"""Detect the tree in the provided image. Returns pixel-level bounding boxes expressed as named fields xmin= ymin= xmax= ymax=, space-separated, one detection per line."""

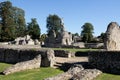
xmin=0 ymin=1 xmax=26 ymax=41
xmin=0 ymin=1 xmax=16 ymax=41
xmin=13 ymin=7 xmax=26 ymax=37
xmin=73 ymin=33 xmax=79 ymax=36
xmin=46 ymin=14 xmax=63 ymax=37
xmin=27 ymin=18 xmax=41 ymax=40
xmin=97 ymin=32 xmax=105 ymax=42
xmin=81 ymin=23 xmax=94 ymax=43
xmin=40 ymin=34 xmax=47 ymax=42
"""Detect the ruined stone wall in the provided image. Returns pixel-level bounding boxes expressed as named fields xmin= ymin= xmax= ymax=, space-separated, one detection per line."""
xmin=105 ymin=22 xmax=120 ymax=51
xmin=89 ymin=51 xmax=120 ymax=73
xmin=54 ymin=50 xmax=75 ymax=58
xmin=0 ymin=48 xmax=55 ymax=67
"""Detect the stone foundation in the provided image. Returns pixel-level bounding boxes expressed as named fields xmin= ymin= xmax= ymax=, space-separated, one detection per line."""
xmin=3 ymin=54 xmax=41 ymax=75
xmin=0 ymin=47 xmax=55 ymax=67
xmin=89 ymin=51 xmax=120 ymax=73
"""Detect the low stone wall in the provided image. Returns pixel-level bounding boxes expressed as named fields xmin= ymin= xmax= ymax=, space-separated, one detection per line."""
xmin=85 ymin=43 xmax=104 ymax=49
xmin=89 ymin=51 xmax=120 ymax=73
xmin=0 ymin=47 xmax=55 ymax=67
xmin=3 ymin=54 xmax=41 ymax=75
xmin=54 ymin=50 xmax=75 ymax=58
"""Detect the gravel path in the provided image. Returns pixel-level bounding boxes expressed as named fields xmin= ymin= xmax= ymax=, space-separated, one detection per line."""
xmin=55 ymin=57 xmax=88 ymax=63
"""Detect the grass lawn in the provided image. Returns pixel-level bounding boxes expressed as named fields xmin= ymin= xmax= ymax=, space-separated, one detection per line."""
xmin=0 ymin=63 xmax=63 ymax=80
xmin=0 ymin=63 xmax=120 ymax=80
xmin=94 ymin=73 xmax=120 ymax=80
xmin=51 ymin=48 xmax=99 ymax=52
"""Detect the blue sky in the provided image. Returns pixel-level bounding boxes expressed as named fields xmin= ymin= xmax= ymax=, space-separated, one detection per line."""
xmin=1 ymin=0 xmax=120 ymax=36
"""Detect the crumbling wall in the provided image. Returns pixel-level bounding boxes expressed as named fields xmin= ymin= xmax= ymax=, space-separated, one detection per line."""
xmin=89 ymin=51 xmax=120 ymax=73
xmin=0 ymin=48 xmax=55 ymax=67
xmin=3 ymin=54 xmax=41 ymax=75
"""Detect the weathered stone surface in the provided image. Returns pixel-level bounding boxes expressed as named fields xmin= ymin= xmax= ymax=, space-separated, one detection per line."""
xmin=9 ymin=35 xmax=40 ymax=45
xmin=72 ymin=42 xmax=85 ymax=48
xmin=0 ymin=45 xmax=41 ymax=49
xmin=54 ymin=50 xmax=75 ymax=58
xmin=40 ymin=49 xmax=55 ymax=67
xmin=85 ymin=43 xmax=104 ymax=49
xmin=45 ymin=64 xmax=102 ymax=80
xmin=67 ymin=64 xmax=84 ymax=75
xmin=71 ymin=69 xmax=102 ymax=80
xmin=89 ymin=51 xmax=120 ymax=73
xmin=105 ymin=22 xmax=120 ymax=50
xmin=61 ymin=31 xmax=73 ymax=45
xmin=34 ymin=39 xmax=40 ymax=45
xmin=3 ymin=54 xmax=41 ymax=75
xmin=44 ymin=19 xmax=73 ymax=48
xmin=44 ymin=64 xmax=84 ymax=80
xmin=0 ymin=45 xmax=55 ymax=67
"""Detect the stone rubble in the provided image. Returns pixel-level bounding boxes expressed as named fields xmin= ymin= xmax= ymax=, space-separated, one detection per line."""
xmin=45 ymin=64 xmax=102 ymax=80
xmin=3 ymin=54 xmax=41 ymax=75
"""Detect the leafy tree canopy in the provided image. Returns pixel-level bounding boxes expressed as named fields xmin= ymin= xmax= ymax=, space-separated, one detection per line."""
xmin=0 ymin=1 xmax=26 ymax=41
xmin=81 ymin=23 xmax=94 ymax=43
xmin=46 ymin=14 xmax=63 ymax=37
xmin=27 ymin=18 xmax=41 ymax=40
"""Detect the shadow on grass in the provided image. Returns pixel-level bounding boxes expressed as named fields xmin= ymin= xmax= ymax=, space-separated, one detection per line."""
xmin=55 ymin=62 xmax=90 ymax=72
xmin=55 ymin=61 xmax=120 ymax=76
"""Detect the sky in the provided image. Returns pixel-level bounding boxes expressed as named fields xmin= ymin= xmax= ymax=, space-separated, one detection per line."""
xmin=1 ymin=0 xmax=120 ymax=36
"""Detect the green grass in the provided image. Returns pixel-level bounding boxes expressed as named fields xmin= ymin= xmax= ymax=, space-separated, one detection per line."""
xmin=51 ymin=48 xmax=99 ymax=52
xmin=94 ymin=73 xmax=120 ymax=80
xmin=0 ymin=63 xmax=63 ymax=80
xmin=1 ymin=63 xmax=120 ymax=80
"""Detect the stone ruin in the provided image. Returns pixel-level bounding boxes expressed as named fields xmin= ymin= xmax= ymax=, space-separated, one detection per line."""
xmin=3 ymin=54 xmax=41 ymax=75
xmin=105 ymin=22 xmax=120 ymax=50
xmin=45 ymin=64 xmax=102 ymax=80
xmin=45 ymin=21 xmax=73 ymax=48
xmin=0 ymin=45 xmax=55 ymax=75
xmin=9 ymin=35 xmax=40 ymax=45
xmin=89 ymin=22 xmax=120 ymax=74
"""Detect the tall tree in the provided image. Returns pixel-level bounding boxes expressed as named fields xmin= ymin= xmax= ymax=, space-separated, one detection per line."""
xmin=0 ymin=1 xmax=26 ymax=41
xmin=13 ymin=7 xmax=26 ymax=37
xmin=81 ymin=23 xmax=94 ymax=43
xmin=46 ymin=14 xmax=63 ymax=37
xmin=97 ymin=32 xmax=105 ymax=42
xmin=27 ymin=18 xmax=41 ymax=39
xmin=0 ymin=1 xmax=16 ymax=41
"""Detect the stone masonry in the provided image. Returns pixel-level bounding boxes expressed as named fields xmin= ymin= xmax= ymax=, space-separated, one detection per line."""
xmin=0 ymin=45 xmax=55 ymax=67
xmin=3 ymin=54 xmax=41 ymax=75
xmin=105 ymin=22 xmax=120 ymax=50
xmin=89 ymin=51 xmax=120 ymax=73
xmin=45 ymin=64 xmax=102 ymax=80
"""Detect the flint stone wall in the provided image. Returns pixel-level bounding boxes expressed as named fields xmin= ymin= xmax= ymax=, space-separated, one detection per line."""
xmin=3 ymin=54 xmax=41 ymax=75
xmin=0 ymin=47 xmax=55 ymax=67
xmin=54 ymin=50 xmax=75 ymax=58
xmin=89 ymin=51 xmax=120 ymax=73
